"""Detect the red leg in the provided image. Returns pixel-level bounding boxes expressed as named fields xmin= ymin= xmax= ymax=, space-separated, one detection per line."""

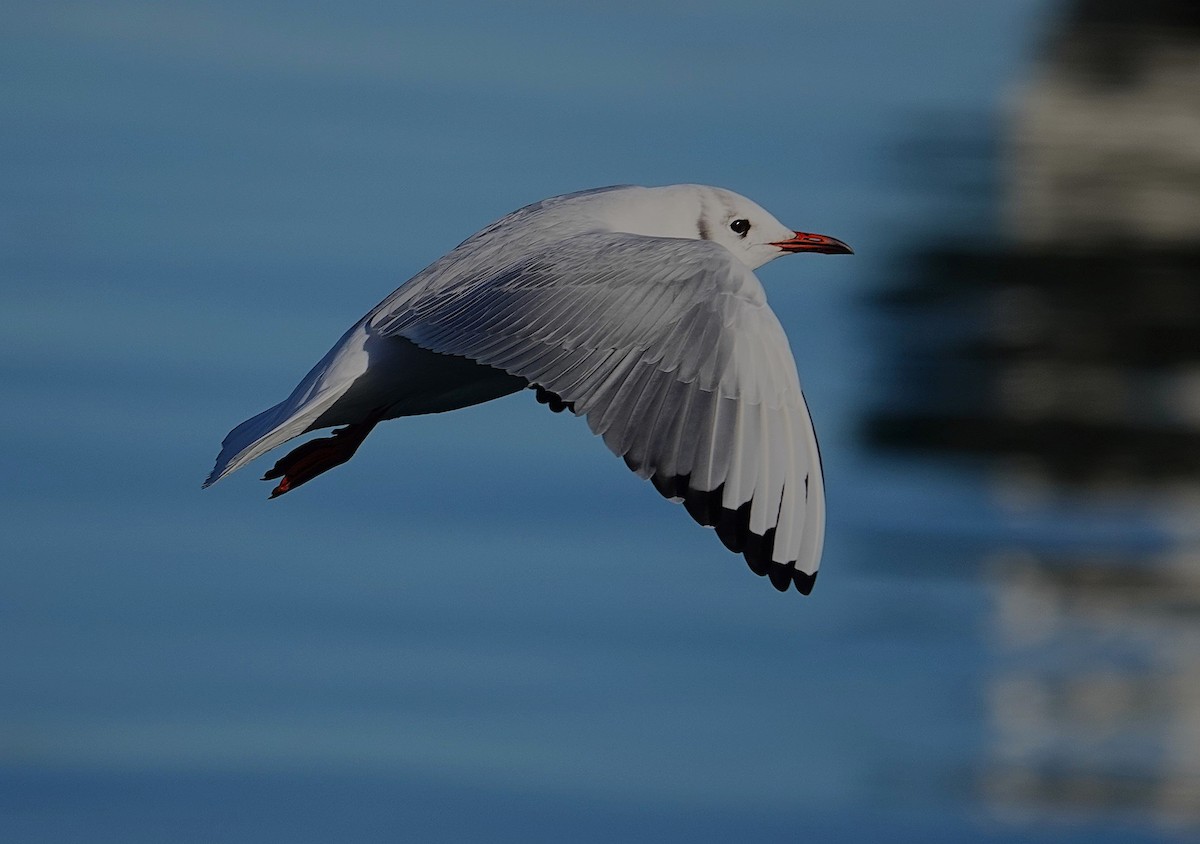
xmin=262 ymin=418 xmax=379 ymax=498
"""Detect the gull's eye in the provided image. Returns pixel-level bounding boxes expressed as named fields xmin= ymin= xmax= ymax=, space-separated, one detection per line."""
xmin=729 ymin=219 xmax=750 ymax=237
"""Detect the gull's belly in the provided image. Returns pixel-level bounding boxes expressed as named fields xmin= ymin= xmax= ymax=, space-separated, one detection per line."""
xmin=312 ymin=334 xmax=526 ymax=428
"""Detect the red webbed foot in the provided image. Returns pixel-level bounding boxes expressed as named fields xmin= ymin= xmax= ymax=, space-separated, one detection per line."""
xmin=262 ymin=419 xmax=378 ymax=498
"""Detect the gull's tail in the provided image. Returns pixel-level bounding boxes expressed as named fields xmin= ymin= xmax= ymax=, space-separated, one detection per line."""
xmin=203 ymin=383 xmax=356 ymax=488
xmin=205 ymin=401 xmax=295 ymax=488
xmin=203 ymin=322 xmax=371 ymax=488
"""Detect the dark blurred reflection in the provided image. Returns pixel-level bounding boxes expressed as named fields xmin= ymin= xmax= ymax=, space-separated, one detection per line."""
xmin=866 ymin=0 xmax=1200 ymax=828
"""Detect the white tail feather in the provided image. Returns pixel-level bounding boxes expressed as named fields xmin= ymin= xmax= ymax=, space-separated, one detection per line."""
xmin=202 ymin=391 xmax=344 ymax=488
xmin=203 ymin=323 xmax=371 ymax=487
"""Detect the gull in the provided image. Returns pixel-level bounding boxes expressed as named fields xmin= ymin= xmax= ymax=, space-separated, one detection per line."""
xmin=204 ymin=184 xmax=852 ymax=594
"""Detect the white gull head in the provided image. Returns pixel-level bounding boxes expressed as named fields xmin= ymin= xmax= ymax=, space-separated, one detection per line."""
xmin=564 ymin=184 xmax=852 ymax=271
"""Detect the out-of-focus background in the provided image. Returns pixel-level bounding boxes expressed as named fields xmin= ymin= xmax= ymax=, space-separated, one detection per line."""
xmin=3 ymin=1 xmax=1198 ymax=841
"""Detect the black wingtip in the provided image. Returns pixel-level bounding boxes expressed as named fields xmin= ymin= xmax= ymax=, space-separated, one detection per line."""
xmin=531 ymin=384 xmax=574 ymax=414
xmin=647 ymin=471 xmax=817 ymax=596
xmin=748 ymin=559 xmax=818 ymax=596
xmin=651 ymin=472 xmax=686 ymax=499
xmin=793 ymin=569 xmax=817 ymax=595
xmin=714 ymin=501 xmax=751 ymax=553
xmin=766 ymin=564 xmax=792 ymax=591
xmin=683 ymin=485 xmax=722 ymax=527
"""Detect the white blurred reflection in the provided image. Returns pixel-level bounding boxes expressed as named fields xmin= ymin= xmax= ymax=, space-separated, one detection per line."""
xmin=991 ymin=0 xmax=1200 ymax=827
xmin=1008 ymin=1 xmax=1200 ymax=246
xmin=869 ymin=0 xmax=1200 ymax=831
xmin=985 ymin=548 xmax=1200 ymax=825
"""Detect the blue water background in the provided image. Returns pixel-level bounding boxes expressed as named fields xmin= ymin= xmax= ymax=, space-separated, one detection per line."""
xmin=3 ymin=2 xmax=1193 ymax=842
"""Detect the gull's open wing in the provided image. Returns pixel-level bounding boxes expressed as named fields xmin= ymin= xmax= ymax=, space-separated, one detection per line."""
xmin=372 ymin=232 xmax=824 ymax=593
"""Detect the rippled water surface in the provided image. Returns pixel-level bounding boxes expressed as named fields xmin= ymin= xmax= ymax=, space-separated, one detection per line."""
xmin=3 ymin=2 xmax=1198 ymax=842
